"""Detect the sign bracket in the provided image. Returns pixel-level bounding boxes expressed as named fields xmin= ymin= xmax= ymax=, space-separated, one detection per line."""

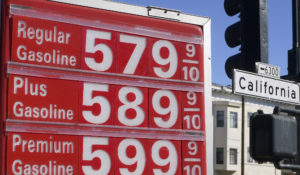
xmin=147 ymin=6 xmax=181 ymax=21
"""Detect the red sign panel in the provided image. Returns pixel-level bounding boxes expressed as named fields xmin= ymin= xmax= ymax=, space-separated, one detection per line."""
xmin=114 ymin=86 xmax=149 ymax=128
xmin=11 ymin=16 xmax=204 ymax=82
xmin=181 ymin=44 xmax=204 ymax=82
xmin=5 ymin=2 xmax=206 ymax=174
xmin=6 ymin=132 xmax=205 ymax=174
xmin=148 ymin=139 xmax=181 ymax=175
xmin=149 ymin=88 xmax=182 ymax=129
xmin=79 ymin=136 xmax=115 ymax=175
xmin=80 ymin=27 xmax=204 ymax=82
xmin=6 ymin=132 xmax=79 ymax=175
xmin=7 ymin=75 xmax=204 ymax=131
xmin=11 ymin=15 xmax=82 ymax=69
xmin=82 ymin=28 xmax=117 ymax=73
xmin=8 ymin=75 xmax=79 ymax=123
xmin=116 ymin=33 xmax=149 ymax=76
xmin=114 ymin=138 xmax=148 ymax=175
xmin=79 ymin=82 xmax=115 ymax=126
xmin=182 ymin=92 xmax=204 ymax=131
xmin=182 ymin=141 xmax=205 ymax=175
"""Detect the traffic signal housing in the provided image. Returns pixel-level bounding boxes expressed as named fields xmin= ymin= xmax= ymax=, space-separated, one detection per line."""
xmin=224 ymin=0 xmax=269 ymax=78
xmin=284 ymin=0 xmax=300 ymax=82
xmin=250 ymin=113 xmax=297 ymax=162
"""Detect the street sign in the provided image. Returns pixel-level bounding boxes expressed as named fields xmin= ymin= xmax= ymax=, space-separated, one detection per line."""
xmin=0 ymin=0 xmax=212 ymax=174
xmin=233 ymin=69 xmax=300 ymax=104
xmin=256 ymin=62 xmax=280 ymax=79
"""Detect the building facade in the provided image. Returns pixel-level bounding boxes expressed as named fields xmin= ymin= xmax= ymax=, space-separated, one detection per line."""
xmin=212 ymin=84 xmax=295 ymax=175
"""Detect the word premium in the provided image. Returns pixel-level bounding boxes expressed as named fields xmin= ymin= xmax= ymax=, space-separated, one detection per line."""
xmin=11 ymin=134 xmax=75 ymax=175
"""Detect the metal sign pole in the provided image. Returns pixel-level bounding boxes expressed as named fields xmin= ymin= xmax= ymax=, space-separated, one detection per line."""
xmin=293 ymin=0 xmax=300 ymax=174
xmin=296 ymin=105 xmax=300 ymax=175
xmin=296 ymin=116 xmax=300 ymax=175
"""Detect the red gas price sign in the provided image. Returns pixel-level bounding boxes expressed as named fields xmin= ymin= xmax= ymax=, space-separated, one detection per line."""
xmin=6 ymin=1 xmax=206 ymax=174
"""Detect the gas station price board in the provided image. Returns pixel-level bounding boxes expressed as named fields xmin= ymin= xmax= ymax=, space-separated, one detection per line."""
xmin=2 ymin=0 xmax=207 ymax=174
xmin=7 ymin=132 xmax=205 ymax=175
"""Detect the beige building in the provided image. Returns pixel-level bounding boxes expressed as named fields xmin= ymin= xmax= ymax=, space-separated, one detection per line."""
xmin=212 ymin=84 xmax=295 ymax=175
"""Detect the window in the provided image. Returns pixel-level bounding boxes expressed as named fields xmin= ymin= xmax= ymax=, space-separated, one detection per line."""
xmin=230 ymin=112 xmax=238 ymax=128
xmin=216 ymin=147 xmax=224 ymax=164
xmin=247 ymin=147 xmax=253 ymax=163
xmin=230 ymin=148 xmax=237 ymax=165
xmin=216 ymin=111 xmax=224 ymax=127
xmin=248 ymin=112 xmax=253 ymax=127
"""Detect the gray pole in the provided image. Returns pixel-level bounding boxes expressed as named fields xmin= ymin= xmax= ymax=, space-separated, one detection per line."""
xmin=294 ymin=0 xmax=300 ymax=173
xmin=291 ymin=4 xmax=300 ymax=172
xmin=291 ymin=1 xmax=300 ymax=170
xmin=296 ymin=116 xmax=300 ymax=175
xmin=292 ymin=0 xmax=300 ymax=48
xmin=241 ymin=96 xmax=245 ymax=175
xmin=295 ymin=105 xmax=300 ymax=175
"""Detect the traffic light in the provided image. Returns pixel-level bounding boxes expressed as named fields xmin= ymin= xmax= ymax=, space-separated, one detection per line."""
xmin=284 ymin=0 xmax=300 ymax=82
xmin=224 ymin=0 xmax=269 ymax=78
xmin=250 ymin=112 xmax=297 ymax=162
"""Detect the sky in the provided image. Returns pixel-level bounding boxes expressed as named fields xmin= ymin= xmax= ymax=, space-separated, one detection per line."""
xmin=112 ymin=0 xmax=292 ymax=86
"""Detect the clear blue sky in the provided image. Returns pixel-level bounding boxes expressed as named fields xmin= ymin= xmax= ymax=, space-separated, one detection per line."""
xmin=113 ymin=0 xmax=292 ymax=86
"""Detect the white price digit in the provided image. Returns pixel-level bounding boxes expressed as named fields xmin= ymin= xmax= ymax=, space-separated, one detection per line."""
xmin=183 ymin=44 xmax=200 ymax=81
xmin=186 ymin=44 xmax=196 ymax=57
xmin=184 ymin=165 xmax=201 ymax=175
xmin=152 ymin=40 xmax=178 ymax=78
xmin=184 ymin=115 xmax=201 ymax=129
xmin=120 ymin=34 xmax=146 ymax=74
xmin=118 ymin=139 xmax=146 ymax=175
xmin=118 ymin=87 xmax=145 ymax=126
xmin=184 ymin=141 xmax=201 ymax=175
xmin=187 ymin=92 xmax=197 ymax=105
xmin=152 ymin=140 xmax=178 ymax=175
xmin=188 ymin=141 xmax=198 ymax=155
xmin=82 ymin=83 xmax=110 ymax=124
xmin=152 ymin=90 xmax=178 ymax=128
xmin=183 ymin=66 xmax=200 ymax=81
xmin=85 ymin=29 xmax=113 ymax=71
xmin=82 ymin=137 xmax=111 ymax=175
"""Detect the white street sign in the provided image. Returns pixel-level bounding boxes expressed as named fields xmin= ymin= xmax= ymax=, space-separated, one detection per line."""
xmin=233 ymin=69 xmax=300 ymax=104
